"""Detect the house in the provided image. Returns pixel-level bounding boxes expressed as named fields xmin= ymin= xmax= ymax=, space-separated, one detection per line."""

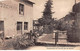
xmin=0 ymin=0 xmax=34 ymax=38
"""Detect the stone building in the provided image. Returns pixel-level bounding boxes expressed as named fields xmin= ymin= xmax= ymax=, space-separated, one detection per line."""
xmin=0 ymin=0 xmax=34 ymax=38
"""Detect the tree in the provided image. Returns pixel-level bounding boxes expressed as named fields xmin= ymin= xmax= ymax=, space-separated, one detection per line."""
xmin=38 ymin=0 xmax=54 ymax=34
xmin=38 ymin=0 xmax=54 ymax=25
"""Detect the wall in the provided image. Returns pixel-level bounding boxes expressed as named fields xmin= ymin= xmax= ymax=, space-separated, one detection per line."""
xmin=0 ymin=0 xmax=33 ymax=37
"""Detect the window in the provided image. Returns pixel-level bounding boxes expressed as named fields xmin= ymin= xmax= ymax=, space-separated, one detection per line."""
xmin=24 ymin=22 xmax=28 ymax=30
xmin=17 ymin=22 xmax=22 ymax=30
xmin=19 ymin=3 xmax=24 ymax=15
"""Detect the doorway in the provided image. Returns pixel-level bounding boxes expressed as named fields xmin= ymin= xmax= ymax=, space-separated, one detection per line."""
xmin=17 ymin=22 xmax=22 ymax=34
xmin=0 ymin=21 xmax=4 ymax=40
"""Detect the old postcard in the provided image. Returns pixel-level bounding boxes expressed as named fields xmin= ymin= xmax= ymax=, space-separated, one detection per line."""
xmin=0 ymin=0 xmax=80 ymax=50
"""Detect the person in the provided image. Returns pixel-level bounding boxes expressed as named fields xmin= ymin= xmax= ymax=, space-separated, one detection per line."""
xmin=30 ymin=30 xmax=37 ymax=45
xmin=29 ymin=30 xmax=33 ymax=40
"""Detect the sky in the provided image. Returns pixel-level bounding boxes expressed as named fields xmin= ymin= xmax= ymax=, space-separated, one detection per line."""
xmin=30 ymin=0 xmax=80 ymax=20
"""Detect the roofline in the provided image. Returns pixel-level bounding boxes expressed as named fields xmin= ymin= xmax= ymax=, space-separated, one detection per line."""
xmin=23 ymin=0 xmax=35 ymax=4
xmin=27 ymin=0 xmax=35 ymax=4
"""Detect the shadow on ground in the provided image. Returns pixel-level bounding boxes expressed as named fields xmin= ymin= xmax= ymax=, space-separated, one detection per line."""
xmin=1 ymin=42 xmax=80 ymax=50
xmin=35 ymin=42 xmax=80 ymax=47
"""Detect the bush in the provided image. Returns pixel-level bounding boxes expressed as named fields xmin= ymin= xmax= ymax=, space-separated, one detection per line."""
xmin=4 ymin=33 xmax=35 ymax=50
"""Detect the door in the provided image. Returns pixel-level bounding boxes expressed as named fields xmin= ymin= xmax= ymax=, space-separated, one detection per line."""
xmin=17 ymin=22 xmax=22 ymax=34
xmin=0 ymin=21 xmax=4 ymax=39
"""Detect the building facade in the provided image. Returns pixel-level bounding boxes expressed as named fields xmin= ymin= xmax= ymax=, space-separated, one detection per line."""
xmin=0 ymin=0 xmax=34 ymax=38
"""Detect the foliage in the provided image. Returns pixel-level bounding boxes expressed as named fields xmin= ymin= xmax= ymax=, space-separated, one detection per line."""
xmin=55 ymin=12 xmax=75 ymax=31
xmin=4 ymin=33 xmax=36 ymax=50
xmin=38 ymin=0 xmax=54 ymax=25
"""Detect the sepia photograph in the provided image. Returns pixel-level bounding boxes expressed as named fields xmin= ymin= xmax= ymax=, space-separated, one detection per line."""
xmin=0 ymin=0 xmax=80 ymax=50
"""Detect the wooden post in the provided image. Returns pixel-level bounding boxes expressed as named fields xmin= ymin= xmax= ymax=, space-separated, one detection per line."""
xmin=55 ymin=30 xmax=58 ymax=45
